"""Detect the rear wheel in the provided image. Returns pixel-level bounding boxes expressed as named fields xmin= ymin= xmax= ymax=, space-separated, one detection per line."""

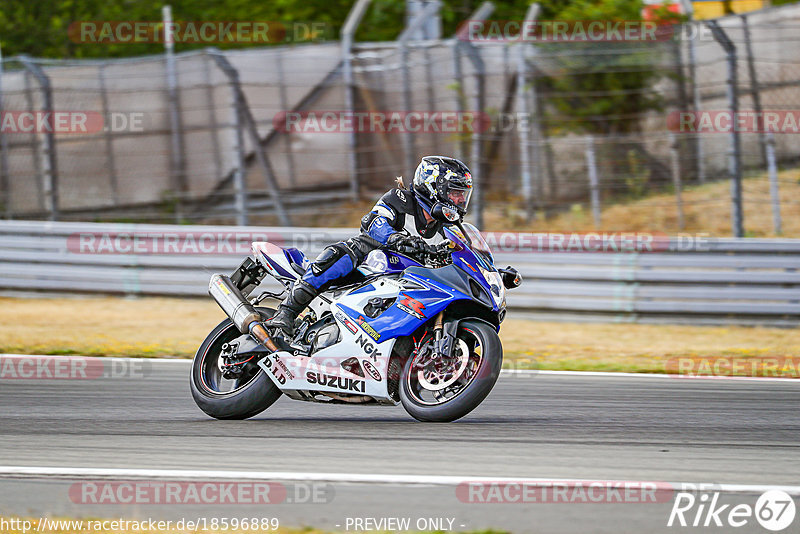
xmin=190 ymin=307 xmax=282 ymax=420
xmin=399 ymin=320 xmax=502 ymax=422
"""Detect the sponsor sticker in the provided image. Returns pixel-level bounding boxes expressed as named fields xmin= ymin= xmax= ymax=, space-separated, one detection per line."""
xmin=362 ymin=360 xmax=382 ymax=382
xmin=397 ymin=293 xmax=426 ymax=320
xmin=306 ymin=372 xmax=366 ymax=393
xmin=355 ymin=335 xmax=380 ymax=360
xmin=335 ymin=312 xmax=359 ymax=334
xmin=355 ymin=315 xmax=381 ymax=341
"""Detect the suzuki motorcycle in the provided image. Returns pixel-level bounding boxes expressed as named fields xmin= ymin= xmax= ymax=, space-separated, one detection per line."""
xmin=191 ymin=220 xmax=521 ymax=422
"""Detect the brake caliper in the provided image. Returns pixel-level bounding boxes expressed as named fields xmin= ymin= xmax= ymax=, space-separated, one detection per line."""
xmin=218 ymin=342 xmax=252 ymax=380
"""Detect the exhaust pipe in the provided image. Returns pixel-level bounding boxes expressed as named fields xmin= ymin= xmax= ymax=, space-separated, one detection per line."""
xmin=209 ymin=274 xmax=279 ymax=352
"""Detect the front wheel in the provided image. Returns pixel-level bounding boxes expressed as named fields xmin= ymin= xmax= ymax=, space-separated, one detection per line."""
xmin=399 ymin=319 xmax=502 ymax=422
xmin=190 ymin=307 xmax=282 ymax=420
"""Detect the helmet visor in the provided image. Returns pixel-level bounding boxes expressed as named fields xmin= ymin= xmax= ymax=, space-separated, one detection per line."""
xmin=446 ymin=185 xmax=472 ymax=212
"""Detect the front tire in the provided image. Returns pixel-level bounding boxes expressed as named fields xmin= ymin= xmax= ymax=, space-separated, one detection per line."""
xmin=190 ymin=308 xmax=282 ymax=420
xmin=400 ymin=320 xmax=502 ymax=422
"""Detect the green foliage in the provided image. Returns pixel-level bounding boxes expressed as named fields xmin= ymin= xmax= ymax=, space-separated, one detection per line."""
xmin=1 ymin=0 xmax=373 ymax=58
xmin=536 ymin=0 xmax=681 ymax=135
xmin=1 ymin=0 xmax=567 ymax=59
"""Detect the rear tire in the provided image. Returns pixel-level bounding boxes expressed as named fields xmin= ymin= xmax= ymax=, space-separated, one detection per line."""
xmin=400 ymin=320 xmax=502 ymax=422
xmin=190 ymin=307 xmax=282 ymax=420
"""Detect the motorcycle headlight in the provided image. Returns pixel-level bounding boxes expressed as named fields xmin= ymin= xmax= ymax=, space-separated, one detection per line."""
xmin=480 ymin=267 xmax=506 ymax=309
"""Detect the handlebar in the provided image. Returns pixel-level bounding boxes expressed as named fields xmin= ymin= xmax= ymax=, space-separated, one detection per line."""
xmin=392 ymin=239 xmax=453 ymax=267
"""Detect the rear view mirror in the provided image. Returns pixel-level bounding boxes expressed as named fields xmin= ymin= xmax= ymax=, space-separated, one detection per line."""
xmin=499 ymin=266 xmax=522 ymax=289
xmin=431 ymin=203 xmax=460 ymax=222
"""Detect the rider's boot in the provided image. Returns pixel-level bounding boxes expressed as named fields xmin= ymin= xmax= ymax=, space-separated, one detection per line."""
xmin=263 ymin=279 xmax=317 ymax=338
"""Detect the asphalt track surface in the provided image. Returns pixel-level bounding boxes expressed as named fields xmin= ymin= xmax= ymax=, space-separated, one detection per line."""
xmin=1 ymin=358 xmax=799 ymax=533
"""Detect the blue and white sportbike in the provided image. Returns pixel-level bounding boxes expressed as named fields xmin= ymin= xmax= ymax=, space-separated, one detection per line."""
xmin=192 ymin=222 xmax=521 ymax=422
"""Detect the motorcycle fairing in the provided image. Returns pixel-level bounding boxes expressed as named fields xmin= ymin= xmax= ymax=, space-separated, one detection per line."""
xmin=248 ymin=222 xmax=505 ymax=404
xmin=253 ymin=242 xmax=302 ymax=281
xmin=254 ymin=277 xmax=407 ymax=403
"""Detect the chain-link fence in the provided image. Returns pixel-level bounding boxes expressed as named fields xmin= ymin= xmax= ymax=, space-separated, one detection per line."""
xmin=0 ymin=3 xmax=799 ymax=233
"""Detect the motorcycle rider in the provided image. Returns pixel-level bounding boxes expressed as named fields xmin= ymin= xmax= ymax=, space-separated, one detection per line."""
xmin=264 ymin=155 xmax=474 ymax=337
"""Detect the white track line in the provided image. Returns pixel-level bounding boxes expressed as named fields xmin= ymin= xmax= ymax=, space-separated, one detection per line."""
xmin=507 ymin=369 xmax=800 ymax=382
xmin=0 ymin=466 xmax=798 ymax=496
xmin=2 ymin=354 xmax=799 ymax=382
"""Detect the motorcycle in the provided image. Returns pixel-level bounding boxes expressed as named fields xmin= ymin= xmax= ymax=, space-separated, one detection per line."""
xmin=191 ymin=218 xmax=521 ymax=422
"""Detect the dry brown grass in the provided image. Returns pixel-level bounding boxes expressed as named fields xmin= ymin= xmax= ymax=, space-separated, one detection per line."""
xmin=500 ymin=318 xmax=800 ymax=374
xmin=300 ymin=169 xmax=800 ymax=238
xmin=0 ymin=296 xmax=227 ymax=357
xmin=1 ymin=296 xmax=798 ymax=375
xmin=499 ymin=167 xmax=800 ymax=237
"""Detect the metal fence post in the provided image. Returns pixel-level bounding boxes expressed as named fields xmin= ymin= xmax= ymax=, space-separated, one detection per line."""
xmin=19 ymin=56 xmax=58 ymax=221
xmin=163 ymin=5 xmax=187 ymax=223
xmin=341 ymin=0 xmax=372 ymax=201
xmin=471 ymin=52 xmax=485 ymax=231
xmin=741 ymin=14 xmax=767 ymax=168
xmin=766 ymin=133 xmax=781 ymax=235
xmin=0 ymin=45 xmax=10 ymax=219
xmin=208 ymin=50 xmax=290 ymax=226
xmin=98 ymin=63 xmax=119 ymax=205
xmin=275 ymin=49 xmax=297 ymax=188
xmin=202 ymin=51 xmax=223 ymax=185
xmin=669 ymin=133 xmax=685 ymax=231
xmin=679 ymin=1 xmax=706 ymax=184
xmin=706 ymin=21 xmax=743 ymax=238
xmin=423 ymin=45 xmax=439 ymax=155
xmin=398 ymin=1 xmax=442 ymax=179
xmin=209 ymin=52 xmax=248 ymax=226
xmin=452 ymin=43 xmax=466 ymax=162
xmin=398 ymin=2 xmax=442 ymax=179
xmin=688 ymin=27 xmax=706 ymax=184
xmin=454 ymin=2 xmax=494 ymax=230
xmin=516 ymin=4 xmax=540 ymax=220
xmin=400 ymin=43 xmax=415 ymax=179
xmin=232 ymin=94 xmax=249 ymax=226
xmin=22 ymin=70 xmax=44 ymax=209
xmin=585 ymin=136 xmax=601 ymax=228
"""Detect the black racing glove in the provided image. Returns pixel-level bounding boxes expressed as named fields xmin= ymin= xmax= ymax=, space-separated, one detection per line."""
xmin=387 ymin=233 xmax=437 ymax=256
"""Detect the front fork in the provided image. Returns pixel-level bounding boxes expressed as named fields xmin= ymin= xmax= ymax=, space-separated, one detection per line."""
xmin=432 ymin=311 xmax=459 ymax=360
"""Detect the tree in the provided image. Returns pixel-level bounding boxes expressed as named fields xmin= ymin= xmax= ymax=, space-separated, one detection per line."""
xmin=535 ymin=0 xmax=680 ymax=136
xmin=0 ymin=0 xmax=559 ymax=59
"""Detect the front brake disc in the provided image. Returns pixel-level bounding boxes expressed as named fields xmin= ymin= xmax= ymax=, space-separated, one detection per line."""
xmin=417 ymin=338 xmax=470 ymax=391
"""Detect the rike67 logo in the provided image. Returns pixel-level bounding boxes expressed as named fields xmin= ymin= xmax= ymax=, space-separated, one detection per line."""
xmin=668 ymin=489 xmax=796 ymax=531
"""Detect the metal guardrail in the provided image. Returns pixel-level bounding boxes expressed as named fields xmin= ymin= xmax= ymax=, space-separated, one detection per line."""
xmin=1 ymin=221 xmax=799 ymax=326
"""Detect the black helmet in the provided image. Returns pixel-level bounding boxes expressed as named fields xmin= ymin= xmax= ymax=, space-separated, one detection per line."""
xmin=412 ymin=156 xmax=473 ymax=218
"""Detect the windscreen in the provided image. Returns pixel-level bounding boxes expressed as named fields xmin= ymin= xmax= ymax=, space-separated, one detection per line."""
xmin=461 ymin=223 xmax=494 ymax=267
